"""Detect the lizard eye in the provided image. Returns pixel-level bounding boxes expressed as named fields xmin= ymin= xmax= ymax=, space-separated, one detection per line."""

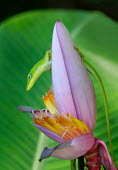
xmin=28 ymin=74 xmax=32 ymax=79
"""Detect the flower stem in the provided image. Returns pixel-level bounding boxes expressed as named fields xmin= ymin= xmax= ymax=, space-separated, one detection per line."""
xmin=84 ymin=60 xmax=114 ymax=160
xmin=70 ymin=159 xmax=76 ymax=170
xmin=78 ymin=156 xmax=84 ymax=170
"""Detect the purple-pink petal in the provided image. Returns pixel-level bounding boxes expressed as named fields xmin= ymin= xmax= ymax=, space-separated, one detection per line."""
xmin=52 ymin=24 xmax=77 ymax=118
xmin=18 ymin=105 xmax=39 ymax=113
xmin=52 ymin=21 xmax=96 ymax=130
xmin=35 ymin=124 xmax=66 ymax=143
xmin=40 ymin=133 xmax=95 ymax=161
xmin=18 ymin=105 xmax=65 ymax=143
xmin=18 ymin=105 xmax=53 ymax=118
xmin=95 ymin=139 xmax=117 ymax=170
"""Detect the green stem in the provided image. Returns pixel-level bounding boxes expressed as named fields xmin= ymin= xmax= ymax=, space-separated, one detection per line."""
xmin=70 ymin=159 xmax=76 ymax=170
xmin=78 ymin=156 xmax=84 ymax=170
xmin=84 ymin=60 xmax=113 ymax=160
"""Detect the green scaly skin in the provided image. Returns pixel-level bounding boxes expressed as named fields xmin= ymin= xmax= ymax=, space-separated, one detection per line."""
xmin=26 ymin=50 xmax=52 ymax=91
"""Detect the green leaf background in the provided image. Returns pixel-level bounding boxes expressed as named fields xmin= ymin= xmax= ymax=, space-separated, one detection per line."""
xmin=0 ymin=10 xmax=118 ymax=170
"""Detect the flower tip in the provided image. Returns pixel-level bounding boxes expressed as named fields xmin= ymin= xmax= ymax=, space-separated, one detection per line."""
xmin=39 ymin=158 xmax=42 ymax=162
xmin=56 ymin=19 xmax=61 ymax=22
xmin=17 ymin=106 xmax=26 ymax=112
xmin=39 ymin=147 xmax=53 ymax=162
xmin=17 ymin=106 xmax=21 ymax=111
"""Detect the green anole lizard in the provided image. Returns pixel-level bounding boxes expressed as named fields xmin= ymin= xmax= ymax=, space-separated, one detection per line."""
xmin=26 ymin=46 xmax=83 ymax=91
xmin=26 ymin=50 xmax=51 ymax=91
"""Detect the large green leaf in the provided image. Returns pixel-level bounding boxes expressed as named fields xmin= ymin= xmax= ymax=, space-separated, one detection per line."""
xmin=0 ymin=10 xmax=118 ymax=170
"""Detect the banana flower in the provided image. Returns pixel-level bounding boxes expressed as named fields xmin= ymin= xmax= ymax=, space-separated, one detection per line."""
xmin=18 ymin=20 xmax=116 ymax=170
